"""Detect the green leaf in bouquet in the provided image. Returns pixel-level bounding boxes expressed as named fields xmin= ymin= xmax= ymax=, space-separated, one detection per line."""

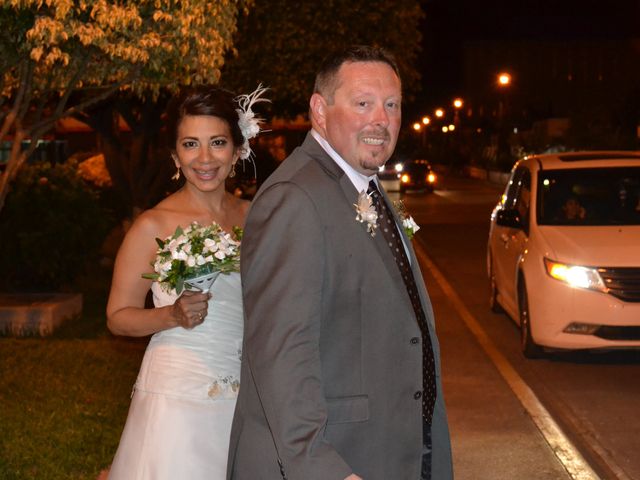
xmin=176 ymin=277 xmax=185 ymax=295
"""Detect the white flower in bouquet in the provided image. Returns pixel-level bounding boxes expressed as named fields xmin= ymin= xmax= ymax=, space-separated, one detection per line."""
xmin=143 ymin=222 xmax=242 ymax=294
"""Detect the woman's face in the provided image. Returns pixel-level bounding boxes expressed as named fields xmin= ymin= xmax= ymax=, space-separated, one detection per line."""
xmin=173 ymin=114 xmax=239 ymax=192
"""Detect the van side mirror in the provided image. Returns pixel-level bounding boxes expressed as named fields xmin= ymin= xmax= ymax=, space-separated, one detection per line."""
xmin=496 ymin=208 xmax=523 ymax=229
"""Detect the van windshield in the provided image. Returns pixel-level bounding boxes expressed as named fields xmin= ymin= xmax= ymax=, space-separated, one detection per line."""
xmin=537 ymin=167 xmax=640 ymax=226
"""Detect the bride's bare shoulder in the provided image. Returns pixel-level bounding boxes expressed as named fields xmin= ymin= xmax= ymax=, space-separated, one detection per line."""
xmin=129 ymin=199 xmax=183 ymax=240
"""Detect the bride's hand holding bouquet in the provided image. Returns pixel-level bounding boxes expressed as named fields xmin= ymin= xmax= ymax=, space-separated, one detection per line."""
xmin=143 ymin=221 xmax=242 ymax=329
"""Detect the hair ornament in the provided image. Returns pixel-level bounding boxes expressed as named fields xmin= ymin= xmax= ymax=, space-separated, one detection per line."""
xmin=235 ymin=84 xmax=270 ymax=160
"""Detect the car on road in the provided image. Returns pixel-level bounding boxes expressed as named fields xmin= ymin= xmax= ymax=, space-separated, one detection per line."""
xmin=378 ymin=158 xmax=438 ymax=193
xmin=378 ymin=158 xmax=404 ymax=192
xmin=399 ymin=159 xmax=437 ymax=193
xmin=487 ymin=151 xmax=640 ymax=357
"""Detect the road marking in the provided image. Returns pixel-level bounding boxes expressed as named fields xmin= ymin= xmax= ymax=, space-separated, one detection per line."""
xmin=415 ymin=240 xmax=602 ymax=480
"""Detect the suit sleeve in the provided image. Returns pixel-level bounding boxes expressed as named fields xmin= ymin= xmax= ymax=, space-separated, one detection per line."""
xmin=241 ymin=181 xmax=353 ymax=480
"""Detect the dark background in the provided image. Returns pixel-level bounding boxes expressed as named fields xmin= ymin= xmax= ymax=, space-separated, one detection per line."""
xmin=417 ymin=0 xmax=639 ymax=108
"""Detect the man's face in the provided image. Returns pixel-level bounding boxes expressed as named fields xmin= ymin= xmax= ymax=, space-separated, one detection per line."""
xmin=316 ymin=61 xmax=402 ymax=176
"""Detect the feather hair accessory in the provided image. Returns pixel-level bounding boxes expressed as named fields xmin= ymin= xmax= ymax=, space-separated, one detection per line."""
xmin=235 ymin=84 xmax=270 ymax=160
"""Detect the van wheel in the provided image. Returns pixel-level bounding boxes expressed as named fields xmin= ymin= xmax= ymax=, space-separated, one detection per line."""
xmin=519 ymin=280 xmax=544 ymax=358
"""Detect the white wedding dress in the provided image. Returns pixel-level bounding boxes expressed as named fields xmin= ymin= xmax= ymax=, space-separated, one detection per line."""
xmin=109 ymin=272 xmax=243 ymax=480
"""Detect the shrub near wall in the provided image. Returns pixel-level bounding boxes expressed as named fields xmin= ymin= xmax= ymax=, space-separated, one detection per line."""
xmin=0 ymin=160 xmax=113 ymax=292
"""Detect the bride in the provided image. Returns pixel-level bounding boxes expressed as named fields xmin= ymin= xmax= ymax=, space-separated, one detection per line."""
xmin=105 ymin=85 xmax=266 ymax=479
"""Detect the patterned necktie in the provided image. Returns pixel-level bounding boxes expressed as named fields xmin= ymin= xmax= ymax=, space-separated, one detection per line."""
xmin=367 ymin=180 xmax=436 ymax=424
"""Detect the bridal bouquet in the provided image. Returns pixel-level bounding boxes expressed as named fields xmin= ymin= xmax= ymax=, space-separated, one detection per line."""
xmin=143 ymin=222 xmax=242 ymax=294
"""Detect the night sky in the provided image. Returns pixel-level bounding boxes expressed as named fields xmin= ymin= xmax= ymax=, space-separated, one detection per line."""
xmin=418 ymin=0 xmax=640 ymax=107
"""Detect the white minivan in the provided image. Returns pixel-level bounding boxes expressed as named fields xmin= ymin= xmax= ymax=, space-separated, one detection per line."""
xmin=487 ymin=151 xmax=640 ymax=357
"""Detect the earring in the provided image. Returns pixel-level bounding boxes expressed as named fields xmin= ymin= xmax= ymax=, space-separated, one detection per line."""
xmin=229 ymin=163 xmax=236 ymax=178
xmin=172 ymin=167 xmax=181 ymax=181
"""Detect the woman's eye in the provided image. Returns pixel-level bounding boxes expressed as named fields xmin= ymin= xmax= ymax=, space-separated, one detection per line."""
xmin=182 ymin=140 xmax=198 ymax=148
xmin=358 ymin=101 xmax=368 ymax=107
xmin=211 ymin=138 xmax=227 ymax=147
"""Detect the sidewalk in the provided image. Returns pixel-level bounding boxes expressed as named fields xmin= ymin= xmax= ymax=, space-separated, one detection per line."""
xmin=417 ymin=244 xmax=575 ymax=480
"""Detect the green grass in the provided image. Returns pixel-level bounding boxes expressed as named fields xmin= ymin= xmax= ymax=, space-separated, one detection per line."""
xmin=0 ymin=267 xmax=147 ymax=480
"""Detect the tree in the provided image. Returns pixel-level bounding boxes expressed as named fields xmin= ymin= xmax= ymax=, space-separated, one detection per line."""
xmin=0 ymin=0 xmax=250 ymax=213
xmin=221 ymin=0 xmax=424 ymax=119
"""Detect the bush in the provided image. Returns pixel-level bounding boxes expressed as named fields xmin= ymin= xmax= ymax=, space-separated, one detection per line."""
xmin=0 ymin=160 xmax=114 ymax=292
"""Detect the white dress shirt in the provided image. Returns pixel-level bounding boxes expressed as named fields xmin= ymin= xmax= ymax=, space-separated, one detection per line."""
xmin=310 ymin=129 xmax=411 ymax=260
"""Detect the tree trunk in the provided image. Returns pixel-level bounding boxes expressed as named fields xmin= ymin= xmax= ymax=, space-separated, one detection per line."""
xmin=0 ymin=129 xmax=27 ymax=212
xmin=84 ymin=96 xmax=174 ymax=219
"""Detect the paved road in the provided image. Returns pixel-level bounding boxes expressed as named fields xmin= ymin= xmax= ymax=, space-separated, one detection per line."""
xmin=395 ymin=175 xmax=640 ymax=480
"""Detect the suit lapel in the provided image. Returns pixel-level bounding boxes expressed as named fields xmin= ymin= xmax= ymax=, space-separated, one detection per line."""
xmin=300 ymin=133 xmax=409 ymax=292
xmin=302 ymin=132 xmax=440 ymax=358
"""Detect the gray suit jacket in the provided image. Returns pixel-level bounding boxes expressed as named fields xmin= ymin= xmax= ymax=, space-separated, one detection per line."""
xmin=228 ymin=133 xmax=452 ymax=480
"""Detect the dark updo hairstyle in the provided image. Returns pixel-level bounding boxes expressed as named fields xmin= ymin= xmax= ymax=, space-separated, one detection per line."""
xmin=165 ymin=86 xmax=244 ymax=152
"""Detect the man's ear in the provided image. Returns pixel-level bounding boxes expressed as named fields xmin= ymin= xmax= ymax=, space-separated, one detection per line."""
xmin=310 ymin=93 xmax=327 ymax=131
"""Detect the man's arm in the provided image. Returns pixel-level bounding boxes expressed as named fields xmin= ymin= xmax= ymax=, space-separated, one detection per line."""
xmin=241 ymin=182 xmax=353 ymax=480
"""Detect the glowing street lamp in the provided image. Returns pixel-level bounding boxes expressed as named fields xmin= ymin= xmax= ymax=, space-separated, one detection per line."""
xmin=422 ymin=116 xmax=431 ymax=125
xmin=412 ymin=122 xmax=421 ymax=131
xmin=497 ymin=72 xmax=512 ymax=87
xmin=496 ymin=72 xmax=512 ymax=123
xmin=435 ymin=108 xmax=444 ymax=119
xmin=452 ymin=98 xmax=464 ymax=126
xmin=442 ymin=126 xmax=449 ymax=133
xmin=448 ymin=124 xmax=455 ymax=131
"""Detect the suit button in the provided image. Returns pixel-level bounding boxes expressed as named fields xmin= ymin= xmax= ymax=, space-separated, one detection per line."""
xmin=410 ymin=337 xmax=419 ymax=345
xmin=414 ymin=391 xmax=422 ymax=399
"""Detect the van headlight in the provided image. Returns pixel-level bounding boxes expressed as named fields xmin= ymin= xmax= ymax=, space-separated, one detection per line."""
xmin=543 ymin=258 xmax=607 ymax=292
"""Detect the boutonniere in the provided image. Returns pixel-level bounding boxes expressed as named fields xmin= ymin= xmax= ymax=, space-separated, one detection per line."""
xmin=393 ymin=200 xmax=420 ymax=239
xmin=354 ymin=191 xmax=378 ymax=236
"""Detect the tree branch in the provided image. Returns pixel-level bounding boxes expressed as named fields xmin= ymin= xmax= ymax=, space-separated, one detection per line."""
xmin=0 ymin=60 xmax=31 ymax=143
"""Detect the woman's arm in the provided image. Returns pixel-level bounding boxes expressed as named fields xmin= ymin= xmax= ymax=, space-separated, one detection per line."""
xmin=106 ymin=214 xmax=209 ymax=337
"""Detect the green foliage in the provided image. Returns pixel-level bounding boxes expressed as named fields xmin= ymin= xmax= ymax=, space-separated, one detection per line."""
xmin=221 ymin=0 xmax=424 ymax=118
xmin=0 ymin=0 xmax=252 ymax=214
xmin=0 ymin=160 xmax=114 ymax=292
xmin=2 ymin=0 xmax=251 ymax=98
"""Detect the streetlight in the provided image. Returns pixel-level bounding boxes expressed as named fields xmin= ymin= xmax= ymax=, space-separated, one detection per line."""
xmin=412 ymin=122 xmax=421 ymax=131
xmin=495 ymin=71 xmax=513 ymax=170
xmin=452 ymin=98 xmax=463 ymax=126
xmin=496 ymin=71 xmax=512 ymax=121
xmin=435 ymin=108 xmax=444 ymax=119
xmin=422 ymin=116 xmax=431 ymax=125
xmin=497 ymin=72 xmax=511 ymax=87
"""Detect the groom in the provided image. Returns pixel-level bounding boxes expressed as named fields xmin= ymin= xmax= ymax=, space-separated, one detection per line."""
xmin=228 ymin=45 xmax=452 ymax=480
